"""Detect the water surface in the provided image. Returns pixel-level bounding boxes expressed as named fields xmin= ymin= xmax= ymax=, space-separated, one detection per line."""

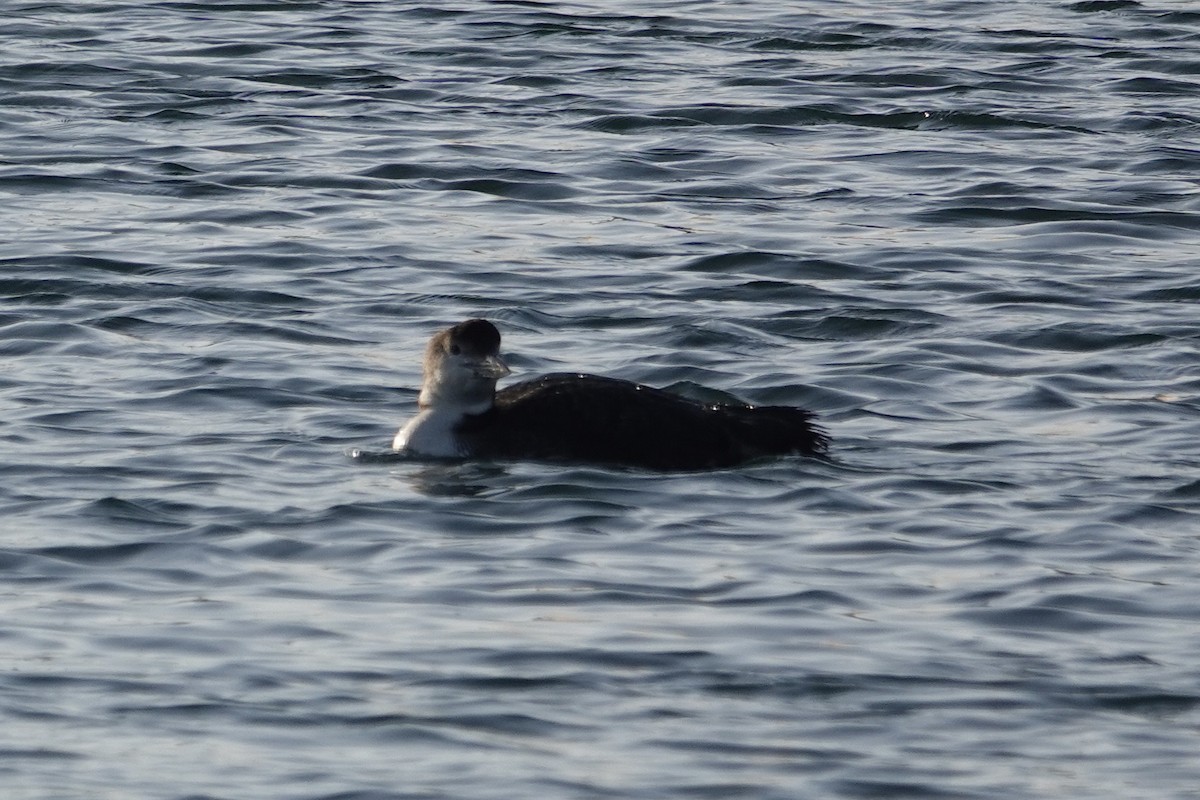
xmin=3 ymin=2 xmax=1200 ymax=798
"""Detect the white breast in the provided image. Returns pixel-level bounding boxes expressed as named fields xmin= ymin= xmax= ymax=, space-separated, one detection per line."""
xmin=393 ymin=409 xmax=466 ymax=457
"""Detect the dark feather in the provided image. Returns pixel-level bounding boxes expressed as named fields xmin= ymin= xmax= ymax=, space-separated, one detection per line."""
xmin=455 ymin=373 xmax=828 ymax=470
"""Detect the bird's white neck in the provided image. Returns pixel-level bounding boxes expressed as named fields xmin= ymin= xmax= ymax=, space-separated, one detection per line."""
xmin=394 ymin=400 xmax=489 ymax=456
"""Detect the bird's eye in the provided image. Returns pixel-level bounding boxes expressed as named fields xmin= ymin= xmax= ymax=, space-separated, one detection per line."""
xmin=449 ymin=344 xmax=461 ymax=355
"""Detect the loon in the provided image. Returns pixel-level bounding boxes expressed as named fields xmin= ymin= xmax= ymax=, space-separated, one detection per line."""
xmin=393 ymin=319 xmax=828 ymax=470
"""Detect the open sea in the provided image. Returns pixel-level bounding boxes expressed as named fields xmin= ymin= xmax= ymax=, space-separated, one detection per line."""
xmin=3 ymin=1 xmax=1200 ymax=798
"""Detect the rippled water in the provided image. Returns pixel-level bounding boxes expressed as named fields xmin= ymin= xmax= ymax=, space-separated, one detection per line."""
xmin=4 ymin=1 xmax=1200 ymax=798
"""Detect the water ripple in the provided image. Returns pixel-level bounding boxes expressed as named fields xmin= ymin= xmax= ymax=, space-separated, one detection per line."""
xmin=3 ymin=1 xmax=1200 ymax=799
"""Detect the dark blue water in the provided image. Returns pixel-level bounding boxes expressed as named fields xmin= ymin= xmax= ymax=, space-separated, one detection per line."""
xmin=3 ymin=2 xmax=1200 ymax=798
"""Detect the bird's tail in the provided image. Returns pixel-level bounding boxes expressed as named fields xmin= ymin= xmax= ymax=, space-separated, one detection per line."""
xmin=723 ymin=404 xmax=829 ymax=458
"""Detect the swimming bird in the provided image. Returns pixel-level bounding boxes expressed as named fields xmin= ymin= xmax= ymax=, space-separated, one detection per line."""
xmin=393 ymin=319 xmax=828 ymax=470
